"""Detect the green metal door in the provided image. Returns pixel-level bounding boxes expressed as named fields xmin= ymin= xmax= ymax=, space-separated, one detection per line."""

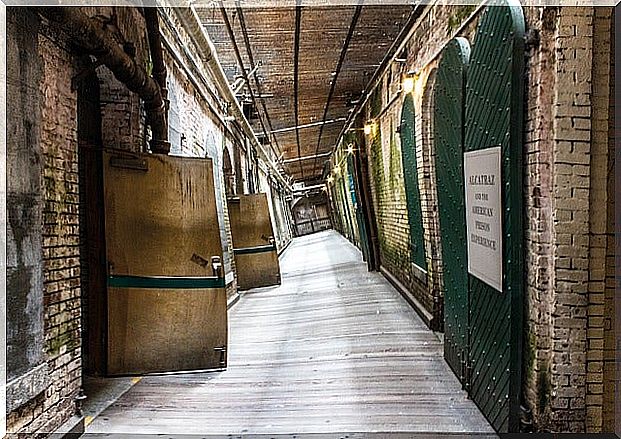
xmin=434 ymin=37 xmax=470 ymax=385
xmin=464 ymin=1 xmax=525 ymax=432
xmin=348 ymin=154 xmax=370 ymax=262
xmin=400 ymin=95 xmax=426 ymax=269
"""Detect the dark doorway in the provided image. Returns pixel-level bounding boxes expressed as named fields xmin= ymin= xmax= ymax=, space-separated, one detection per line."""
xmin=354 ymin=140 xmax=380 ymax=271
xmin=77 ymin=62 xmax=107 ymax=376
xmin=223 ymin=147 xmax=235 ymax=197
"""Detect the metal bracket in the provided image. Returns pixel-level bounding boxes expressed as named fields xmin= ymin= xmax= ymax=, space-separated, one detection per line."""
xmin=214 ymin=346 xmax=227 ymax=368
xmin=109 ymin=156 xmax=148 ymax=171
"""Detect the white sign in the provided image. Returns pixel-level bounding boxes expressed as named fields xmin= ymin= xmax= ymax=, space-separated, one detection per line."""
xmin=464 ymin=146 xmax=503 ymax=292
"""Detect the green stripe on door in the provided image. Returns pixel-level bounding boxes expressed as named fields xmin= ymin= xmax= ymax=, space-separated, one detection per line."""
xmin=108 ymin=275 xmax=226 ymax=289
xmin=233 ymin=244 xmax=276 ymax=255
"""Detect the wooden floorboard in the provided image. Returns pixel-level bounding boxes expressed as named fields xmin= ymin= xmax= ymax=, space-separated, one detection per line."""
xmin=86 ymin=230 xmax=494 ymax=435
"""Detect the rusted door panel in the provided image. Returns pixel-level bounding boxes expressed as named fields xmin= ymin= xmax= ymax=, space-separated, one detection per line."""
xmin=228 ymin=193 xmax=281 ymax=290
xmin=103 ymin=152 xmax=227 ymax=375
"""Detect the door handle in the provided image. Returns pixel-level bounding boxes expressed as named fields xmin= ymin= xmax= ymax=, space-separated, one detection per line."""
xmin=211 ymin=256 xmax=222 ymax=278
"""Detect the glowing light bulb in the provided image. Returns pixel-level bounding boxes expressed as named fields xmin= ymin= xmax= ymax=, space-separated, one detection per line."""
xmin=402 ymin=76 xmax=415 ymax=94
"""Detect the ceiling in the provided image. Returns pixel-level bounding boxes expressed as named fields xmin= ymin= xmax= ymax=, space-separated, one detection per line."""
xmin=198 ymin=5 xmax=414 ymax=184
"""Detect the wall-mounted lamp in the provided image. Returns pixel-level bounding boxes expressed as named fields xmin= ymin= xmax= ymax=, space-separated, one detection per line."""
xmin=346 ymin=143 xmax=355 ymax=155
xmin=364 ymin=123 xmax=373 ymax=135
xmin=402 ymin=76 xmax=415 ymax=94
xmin=327 ymin=175 xmax=334 ymax=184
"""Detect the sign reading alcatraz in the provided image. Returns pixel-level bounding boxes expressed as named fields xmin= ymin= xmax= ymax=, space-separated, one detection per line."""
xmin=464 ymin=146 xmax=502 ymax=292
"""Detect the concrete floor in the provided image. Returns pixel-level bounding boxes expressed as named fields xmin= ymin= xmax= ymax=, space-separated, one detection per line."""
xmin=86 ymin=230 xmax=494 ymax=436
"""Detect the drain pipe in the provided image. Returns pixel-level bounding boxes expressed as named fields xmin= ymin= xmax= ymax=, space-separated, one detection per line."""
xmin=39 ymin=7 xmax=170 ymax=154
xmin=144 ymin=7 xmax=170 ymax=153
xmin=174 ymin=7 xmax=291 ymax=192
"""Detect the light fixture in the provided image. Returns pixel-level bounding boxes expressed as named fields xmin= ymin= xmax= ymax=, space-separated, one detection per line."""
xmin=327 ymin=176 xmax=334 ymax=184
xmin=333 ymin=164 xmax=341 ymax=174
xmin=364 ymin=123 xmax=373 ymax=135
xmin=402 ymin=76 xmax=415 ymax=94
xmin=347 ymin=144 xmax=355 ymax=154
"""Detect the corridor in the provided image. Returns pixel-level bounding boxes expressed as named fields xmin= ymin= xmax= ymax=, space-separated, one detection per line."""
xmin=86 ymin=231 xmax=493 ymax=436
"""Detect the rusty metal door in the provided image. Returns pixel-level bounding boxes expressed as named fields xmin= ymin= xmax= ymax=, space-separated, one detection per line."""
xmin=228 ymin=193 xmax=281 ymax=290
xmin=103 ymin=152 xmax=227 ymax=375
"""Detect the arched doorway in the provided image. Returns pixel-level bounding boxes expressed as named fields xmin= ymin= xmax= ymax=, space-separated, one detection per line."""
xmin=400 ymin=94 xmax=426 ymax=271
xmin=223 ymin=147 xmax=235 ymax=197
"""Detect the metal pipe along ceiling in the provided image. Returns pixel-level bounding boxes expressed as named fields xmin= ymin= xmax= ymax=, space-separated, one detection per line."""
xmin=174 ymin=6 xmax=292 ymax=192
xmin=310 ymin=4 xmax=362 ymax=177
xmin=293 ymin=5 xmax=304 ymax=179
xmin=39 ymin=7 xmax=170 ymax=154
xmin=235 ymin=6 xmax=283 ymax=158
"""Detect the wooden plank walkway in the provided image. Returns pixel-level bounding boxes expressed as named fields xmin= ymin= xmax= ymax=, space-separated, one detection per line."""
xmin=86 ymin=230 xmax=494 ymax=436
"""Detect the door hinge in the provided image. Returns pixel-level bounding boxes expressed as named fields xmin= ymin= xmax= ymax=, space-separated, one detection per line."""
xmin=464 ymin=359 xmax=473 ymax=394
xmin=214 ymin=346 xmax=227 ymax=368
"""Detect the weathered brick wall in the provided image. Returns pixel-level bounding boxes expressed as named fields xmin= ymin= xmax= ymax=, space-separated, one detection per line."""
xmin=521 ymin=6 xmax=615 ymax=433
xmin=7 ymin=13 xmax=83 ymax=435
xmin=601 ymin=7 xmax=615 ymax=431
xmin=418 ymin=69 xmax=444 ymax=323
xmin=337 ymin=3 xmax=614 ymax=433
xmin=587 ymin=6 xmax=615 ymax=433
xmin=366 ymin=98 xmax=415 ymax=296
xmin=361 ymin=4 xmax=480 ymax=325
xmin=522 ymin=6 xmax=557 ymax=431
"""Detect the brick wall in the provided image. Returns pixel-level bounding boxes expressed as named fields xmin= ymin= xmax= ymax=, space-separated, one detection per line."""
xmin=522 ymin=6 xmax=557 ymax=431
xmin=330 ymin=3 xmax=614 ymax=433
xmin=417 ymin=68 xmax=444 ymax=323
xmin=7 ymin=6 xmax=293 ymax=435
xmin=518 ymin=6 xmax=615 ymax=433
xmin=359 ymin=5 xmax=480 ymax=326
xmin=587 ymin=6 xmax=615 ymax=432
xmin=7 ymin=14 xmax=83 ymax=435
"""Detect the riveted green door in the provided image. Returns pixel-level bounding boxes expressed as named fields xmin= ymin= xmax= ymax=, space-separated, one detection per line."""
xmin=464 ymin=1 xmax=525 ymax=432
xmin=434 ymin=37 xmax=470 ymax=385
xmin=348 ymin=153 xmax=370 ymax=262
xmin=400 ymin=95 xmax=426 ymax=269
